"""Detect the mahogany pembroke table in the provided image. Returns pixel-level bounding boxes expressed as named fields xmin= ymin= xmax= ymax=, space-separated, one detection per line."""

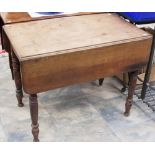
xmin=3 ymin=13 xmax=152 ymax=141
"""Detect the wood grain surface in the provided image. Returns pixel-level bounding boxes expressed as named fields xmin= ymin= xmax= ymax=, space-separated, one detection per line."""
xmin=21 ymin=38 xmax=152 ymax=94
xmin=4 ymin=13 xmax=152 ymax=60
xmin=3 ymin=13 xmax=152 ymax=94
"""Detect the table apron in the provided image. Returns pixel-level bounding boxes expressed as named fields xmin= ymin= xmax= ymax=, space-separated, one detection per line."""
xmin=21 ymin=38 xmax=152 ymax=94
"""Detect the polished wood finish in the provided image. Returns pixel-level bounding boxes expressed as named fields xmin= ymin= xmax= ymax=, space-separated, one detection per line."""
xmin=124 ymin=70 xmax=139 ymax=116
xmin=29 ymin=94 xmax=39 ymax=142
xmin=11 ymin=50 xmax=24 ymax=107
xmin=3 ymin=13 xmax=153 ymax=141
xmin=1 ymin=12 xmax=32 ymax=24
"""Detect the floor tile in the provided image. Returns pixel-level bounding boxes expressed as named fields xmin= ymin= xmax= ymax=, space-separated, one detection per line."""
xmin=115 ymin=120 xmax=155 ymax=142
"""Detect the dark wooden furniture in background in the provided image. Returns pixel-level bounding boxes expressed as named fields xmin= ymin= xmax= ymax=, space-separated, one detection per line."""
xmin=0 ymin=12 xmax=100 ymax=24
xmin=3 ymin=13 xmax=152 ymax=141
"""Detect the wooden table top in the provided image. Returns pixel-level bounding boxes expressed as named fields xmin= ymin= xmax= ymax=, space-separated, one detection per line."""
xmin=4 ymin=13 xmax=152 ymax=61
xmin=3 ymin=13 xmax=152 ymax=94
xmin=0 ymin=12 xmax=97 ymax=24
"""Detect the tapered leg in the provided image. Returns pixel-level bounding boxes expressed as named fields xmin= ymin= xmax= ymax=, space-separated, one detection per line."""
xmin=29 ymin=94 xmax=39 ymax=142
xmin=11 ymin=51 xmax=24 ymax=107
xmin=98 ymin=78 xmax=104 ymax=86
xmin=124 ymin=70 xmax=138 ymax=117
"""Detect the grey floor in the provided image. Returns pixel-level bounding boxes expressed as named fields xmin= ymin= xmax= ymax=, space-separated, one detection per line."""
xmin=1 ymin=53 xmax=155 ymax=142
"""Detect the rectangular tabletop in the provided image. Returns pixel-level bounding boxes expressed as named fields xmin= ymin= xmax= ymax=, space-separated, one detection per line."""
xmin=3 ymin=13 xmax=152 ymax=94
xmin=4 ymin=13 xmax=152 ymax=60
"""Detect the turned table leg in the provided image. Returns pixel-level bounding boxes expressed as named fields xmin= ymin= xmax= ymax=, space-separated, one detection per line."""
xmin=1 ymin=28 xmax=14 ymax=80
xmin=11 ymin=51 xmax=24 ymax=107
xmin=98 ymin=78 xmax=104 ymax=86
xmin=29 ymin=94 xmax=39 ymax=142
xmin=124 ymin=70 xmax=138 ymax=117
xmin=9 ymin=50 xmax=14 ymax=80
